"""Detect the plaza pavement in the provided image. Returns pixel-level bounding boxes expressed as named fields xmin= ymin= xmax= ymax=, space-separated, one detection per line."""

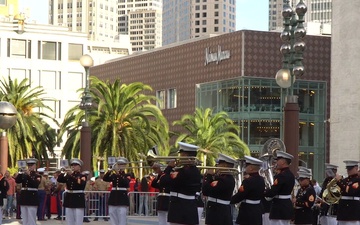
xmin=2 ymin=216 xmax=207 ymax=225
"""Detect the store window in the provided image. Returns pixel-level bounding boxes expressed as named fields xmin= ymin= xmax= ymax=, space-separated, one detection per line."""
xmin=156 ymin=90 xmax=165 ymax=109
xmin=167 ymin=88 xmax=177 ymax=109
xmin=7 ymin=39 xmax=31 ymax=58
xmin=68 ymin=43 xmax=83 ymax=61
xmin=38 ymin=41 xmax=61 ymax=60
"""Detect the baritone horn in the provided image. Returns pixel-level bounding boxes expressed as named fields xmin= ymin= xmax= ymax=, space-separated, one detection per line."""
xmin=259 ymin=138 xmax=286 ymax=189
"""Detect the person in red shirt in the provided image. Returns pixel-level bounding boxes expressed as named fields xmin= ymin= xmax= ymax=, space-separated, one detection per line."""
xmin=4 ymin=170 xmax=16 ymax=219
xmin=127 ymin=173 xmax=136 ymax=215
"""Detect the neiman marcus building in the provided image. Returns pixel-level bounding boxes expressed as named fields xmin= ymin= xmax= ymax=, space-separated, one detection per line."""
xmin=92 ymin=30 xmax=331 ymax=180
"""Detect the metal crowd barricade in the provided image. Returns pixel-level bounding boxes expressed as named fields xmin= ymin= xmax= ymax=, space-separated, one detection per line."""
xmin=61 ymin=190 xmax=158 ymax=220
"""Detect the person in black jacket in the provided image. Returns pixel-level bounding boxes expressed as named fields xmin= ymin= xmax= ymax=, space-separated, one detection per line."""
xmin=15 ymin=158 xmax=41 ymax=225
xmin=264 ymin=151 xmax=295 ymax=225
xmin=151 ymin=163 xmax=169 ymax=225
xmin=57 ymin=158 xmax=87 ymax=225
xmin=335 ymin=160 xmax=360 ymax=225
xmin=203 ymin=153 xmax=236 ymax=225
xmin=103 ymin=157 xmax=130 ymax=225
xmin=293 ymin=170 xmax=316 ymax=225
xmin=231 ymin=155 xmax=265 ymax=225
xmin=0 ymin=172 xmax=9 ymax=224
xmin=161 ymin=142 xmax=202 ymax=225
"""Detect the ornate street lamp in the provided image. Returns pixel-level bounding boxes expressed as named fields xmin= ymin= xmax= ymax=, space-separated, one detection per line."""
xmin=0 ymin=101 xmax=17 ymax=174
xmin=275 ymin=0 xmax=307 ymax=175
xmin=79 ymin=54 xmax=94 ymax=173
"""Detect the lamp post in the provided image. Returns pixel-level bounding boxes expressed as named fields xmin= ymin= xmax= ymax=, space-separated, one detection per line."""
xmin=0 ymin=102 xmax=17 ymax=174
xmin=275 ymin=0 xmax=307 ymax=175
xmin=79 ymin=54 xmax=94 ymax=173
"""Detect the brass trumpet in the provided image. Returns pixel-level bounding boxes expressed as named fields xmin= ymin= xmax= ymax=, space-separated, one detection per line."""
xmin=197 ymin=166 xmax=241 ymax=175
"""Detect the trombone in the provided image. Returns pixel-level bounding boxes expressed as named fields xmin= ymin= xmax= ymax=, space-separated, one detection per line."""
xmin=195 ymin=166 xmax=241 ymax=175
xmin=146 ymin=149 xmax=202 ymax=166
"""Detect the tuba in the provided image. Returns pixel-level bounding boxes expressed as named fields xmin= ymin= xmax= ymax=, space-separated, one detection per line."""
xmin=259 ymin=138 xmax=286 ymax=189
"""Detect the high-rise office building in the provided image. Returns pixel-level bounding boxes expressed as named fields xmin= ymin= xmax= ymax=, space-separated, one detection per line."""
xmin=268 ymin=0 xmax=332 ymax=32
xmin=162 ymin=0 xmax=236 ymax=46
xmin=50 ymin=0 xmax=162 ymax=52
xmin=118 ymin=0 xmax=162 ymax=52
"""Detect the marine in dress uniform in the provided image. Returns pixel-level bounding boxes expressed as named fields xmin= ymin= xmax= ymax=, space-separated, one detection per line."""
xmin=57 ymin=158 xmax=87 ymax=225
xmin=103 ymin=157 xmax=130 ymax=225
xmin=335 ymin=160 xmax=360 ymax=225
xmin=264 ymin=151 xmax=295 ymax=225
xmin=231 ymin=155 xmax=265 ymax=225
xmin=15 ymin=158 xmax=41 ymax=225
xmin=151 ymin=163 xmax=170 ymax=225
xmin=161 ymin=142 xmax=202 ymax=225
xmin=318 ymin=163 xmax=338 ymax=225
xmin=203 ymin=153 xmax=236 ymax=225
xmin=293 ymin=170 xmax=316 ymax=225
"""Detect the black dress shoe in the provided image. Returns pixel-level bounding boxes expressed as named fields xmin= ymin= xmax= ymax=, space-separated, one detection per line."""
xmin=83 ymin=218 xmax=90 ymax=223
xmin=54 ymin=217 xmax=61 ymax=220
xmin=93 ymin=218 xmax=98 ymax=221
xmin=104 ymin=218 xmax=108 ymax=221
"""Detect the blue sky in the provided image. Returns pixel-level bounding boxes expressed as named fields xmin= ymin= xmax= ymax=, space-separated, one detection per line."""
xmin=18 ymin=0 xmax=268 ymax=31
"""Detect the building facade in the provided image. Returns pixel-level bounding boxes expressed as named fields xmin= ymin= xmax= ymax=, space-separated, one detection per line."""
xmin=92 ymin=30 xmax=331 ymax=180
xmin=0 ymin=19 xmax=131 ymax=168
xmin=0 ymin=0 xmax=18 ymax=19
xmin=330 ymin=1 xmax=360 ymax=175
xmin=162 ymin=0 xmax=236 ymax=46
xmin=269 ymin=0 xmax=332 ymax=33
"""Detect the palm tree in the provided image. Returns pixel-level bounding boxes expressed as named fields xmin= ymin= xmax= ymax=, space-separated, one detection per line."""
xmin=172 ymin=107 xmax=250 ymax=165
xmin=58 ymin=77 xmax=169 ymax=170
xmin=0 ymin=76 xmax=58 ymax=167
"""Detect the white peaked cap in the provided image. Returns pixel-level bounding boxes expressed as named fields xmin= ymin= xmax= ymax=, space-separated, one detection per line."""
xmin=217 ymin=153 xmax=237 ymax=165
xmin=82 ymin=171 xmax=90 ymax=175
xmin=27 ymin=158 xmax=38 ymax=164
xmin=275 ymin=151 xmax=294 ymax=160
xmin=298 ymin=166 xmax=312 ymax=174
xmin=177 ymin=142 xmax=199 ymax=153
xmin=298 ymin=171 xmax=312 ymax=179
xmin=117 ymin=157 xmax=129 ymax=164
xmin=343 ymin=160 xmax=360 ymax=167
xmin=244 ymin=155 xmax=263 ymax=166
xmin=37 ymin=168 xmax=45 ymax=172
xmin=70 ymin=158 xmax=83 ymax=166
xmin=325 ymin=163 xmax=338 ymax=169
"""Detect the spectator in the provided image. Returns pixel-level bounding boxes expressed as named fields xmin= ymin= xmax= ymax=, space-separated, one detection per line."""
xmin=4 ymin=170 xmax=16 ymax=219
xmin=311 ymin=179 xmax=321 ymax=197
xmin=127 ymin=172 xmax=137 ymax=215
xmin=93 ymin=170 xmax=110 ymax=221
xmin=138 ymin=176 xmax=149 ymax=216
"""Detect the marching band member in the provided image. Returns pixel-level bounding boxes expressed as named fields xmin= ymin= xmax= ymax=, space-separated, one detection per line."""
xmin=231 ymin=155 xmax=265 ymax=225
xmin=264 ymin=151 xmax=295 ymax=225
xmin=103 ymin=157 xmax=130 ymax=225
xmin=335 ymin=160 xmax=360 ymax=225
xmin=318 ymin=163 xmax=338 ymax=225
xmin=15 ymin=158 xmax=41 ymax=225
xmin=57 ymin=158 xmax=87 ymax=225
xmin=161 ymin=142 xmax=202 ymax=225
xmin=203 ymin=153 xmax=236 ymax=225
xmin=293 ymin=170 xmax=316 ymax=225
xmin=151 ymin=162 xmax=170 ymax=225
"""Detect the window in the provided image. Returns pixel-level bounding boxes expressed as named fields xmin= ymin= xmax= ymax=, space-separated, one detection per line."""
xmin=7 ymin=39 xmax=31 ymax=58
xmin=214 ymin=19 xmax=219 ymax=24
xmin=68 ymin=43 xmax=83 ymax=60
xmin=167 ymin=88 xmax=177 ymax=109
xmin=214 ymin=27 xmax=219 ymax=32
xmin=156 ymin=90 xmax=165 ymax=109
xmin=38 ymin=41 xmax=61 ymax=60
